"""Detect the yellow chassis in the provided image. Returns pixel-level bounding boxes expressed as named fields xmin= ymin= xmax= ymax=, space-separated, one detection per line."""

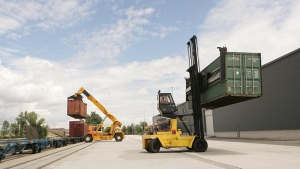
xmin=142 ymin=131 xmax=195 ymax=149
xmin=142 ymin=118 xmax=207 ymax=153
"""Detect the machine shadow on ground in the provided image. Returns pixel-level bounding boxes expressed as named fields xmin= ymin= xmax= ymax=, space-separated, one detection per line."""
xmin=138 ymin=147 xmax=244 ymax=156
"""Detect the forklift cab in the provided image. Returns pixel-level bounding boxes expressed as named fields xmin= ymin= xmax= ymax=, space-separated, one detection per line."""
xmin=157 ymin=92 xmax=177 ymax=117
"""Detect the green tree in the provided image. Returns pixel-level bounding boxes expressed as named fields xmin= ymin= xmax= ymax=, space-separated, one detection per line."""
xmin=86 ymin=111 xmax=102 ymax=125
xmin=25 ymin=111 xmax=49 ymax=139
xmin=1 ymin=120 xmax=10 ymax=136
xmin=36 ymin=116 xmax=49 ymax=139
xmin=135 ymin=124 xmax=142 ymax=134
xmin=140 ymin=121 xmax=148 ymax=130
xmin=121 ymin=126 xmax=127 ymax=134
xmin=15 ymin=111 xmax=49 ymax=139
xmin=126 ymin=123 xmax=135 ymax=135
xmin=10 ymin=123 xmax=19 ymax=136
xmin=16 ymin=111 xmax=27 ymax=137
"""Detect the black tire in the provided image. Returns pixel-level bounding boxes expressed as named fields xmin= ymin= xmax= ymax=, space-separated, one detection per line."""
xmin=146 ymin=142 xmax=150 ymax=152
xmin=32 ymin=146 xmax=36 ymax=154
xmin=85 ymin=135 xmax=93 ymax=143
xmin=192 ymin=138 xmax=208 ymax=152
xmin=148 ymin=139 xmax=160 ymax=153
xmin=114 ymin=134 xmax=123 ymax=142
xmin=38 ymin=148 xmax=41 ymax=153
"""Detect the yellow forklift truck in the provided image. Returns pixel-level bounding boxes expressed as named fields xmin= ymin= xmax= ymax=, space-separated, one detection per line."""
xmin=142 ymin=36 xmax=208 ymax=153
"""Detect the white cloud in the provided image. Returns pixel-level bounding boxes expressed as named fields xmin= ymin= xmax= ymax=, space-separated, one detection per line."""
xmin=197 ymin=0 xmax=300 ymax=68
xmin=0 ymin=16 xmax=21 ymax=35
xmin=149 ymin=26 xmax=178 ymax=38
xmin=70 ymin=7 xmax=155 ymax=60
xmin=0 ymin=47 xmax=19 ymax=57
xmin=0 ymin=0 xmax=96 ymax=36
xmin=0 ymin=54 xmax=188 ymax=128
xmin=65 ymin=6 xmax=177 ymax=65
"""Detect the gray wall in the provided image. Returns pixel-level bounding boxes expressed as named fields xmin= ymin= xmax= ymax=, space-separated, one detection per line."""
xmin=213 ymin=48 xmax=300 ymax=132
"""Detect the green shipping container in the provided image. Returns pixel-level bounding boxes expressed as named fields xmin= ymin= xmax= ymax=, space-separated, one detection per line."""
xmin=188 ymin=51 xmax=262 ymax=109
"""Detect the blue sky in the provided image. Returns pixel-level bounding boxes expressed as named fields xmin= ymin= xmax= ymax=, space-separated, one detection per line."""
xmin=1 ymin=0 xmax=300 ymax=128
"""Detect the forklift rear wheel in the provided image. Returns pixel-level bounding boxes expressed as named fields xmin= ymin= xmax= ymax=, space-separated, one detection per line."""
xmin=85 ymin=135 xmax=93 ymax=143
xmin=115 ymin=134 xmax=123 ymax=142
xmin=148 ymin=139 xmax=160 ymax=153
xmin=192 ymin=138 xmax=208 ymax=152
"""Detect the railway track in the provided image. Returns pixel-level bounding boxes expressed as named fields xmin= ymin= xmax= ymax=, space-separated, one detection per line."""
xmin=1 ymin=144 xmax=64 ymax=163
xmin=1 ymin=142 xmax=95 ymax=169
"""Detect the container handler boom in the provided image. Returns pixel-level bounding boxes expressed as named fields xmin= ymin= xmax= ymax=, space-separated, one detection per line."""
xmin=73 ymin=87 xmax=124 ymax=142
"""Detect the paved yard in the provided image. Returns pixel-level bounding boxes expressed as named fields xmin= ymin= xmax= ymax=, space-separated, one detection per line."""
xmin=45 ymin=135 xmax=300 ymax=169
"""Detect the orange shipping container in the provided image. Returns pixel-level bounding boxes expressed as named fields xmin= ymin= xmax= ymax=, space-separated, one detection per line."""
xmin=67 ymin=99 xmax=87 ymax=119
xmin=69 ymin=121 xmax=89 ymax=137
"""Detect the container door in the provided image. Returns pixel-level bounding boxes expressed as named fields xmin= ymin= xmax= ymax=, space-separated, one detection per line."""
xmin=244 ymin=53 xmax=262 ymax=96
xmin=225 ymin=53 xmax=243 ymax=95
xmin=74 ymin=124 xmax=83 ymax=137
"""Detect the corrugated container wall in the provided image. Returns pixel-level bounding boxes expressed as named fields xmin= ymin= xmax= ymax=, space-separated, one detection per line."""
xmin=69 ymin=121 xmax=88 ymax=137
xmin=67 ymin=98 xmax=87 ymax=119
xmin=187 ymin=51 xmax=262 ymax=109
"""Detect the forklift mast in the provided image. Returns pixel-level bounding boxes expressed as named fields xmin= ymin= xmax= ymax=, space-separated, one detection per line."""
xmin=186 ymin=35 xmax=204 ymax=138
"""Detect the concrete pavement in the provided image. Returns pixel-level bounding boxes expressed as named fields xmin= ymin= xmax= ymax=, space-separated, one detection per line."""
xmin=45 ymin=135 xmax=300 ymax=169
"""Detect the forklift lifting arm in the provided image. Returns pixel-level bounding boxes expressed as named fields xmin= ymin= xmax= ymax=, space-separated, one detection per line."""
xmin=75 ymin=87 xmax=122 ymax=130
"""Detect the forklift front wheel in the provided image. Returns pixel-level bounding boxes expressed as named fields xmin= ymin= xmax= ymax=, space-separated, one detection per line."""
xmin=85 ymin=135 xmax=93 ymax=143
xmin=193 ymin=138 xmax=208 ymax=152
xmin=115 ymin=134 xmax=123 ymax=142
xmin=148 ymin=139 xmax=160 ymax=153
